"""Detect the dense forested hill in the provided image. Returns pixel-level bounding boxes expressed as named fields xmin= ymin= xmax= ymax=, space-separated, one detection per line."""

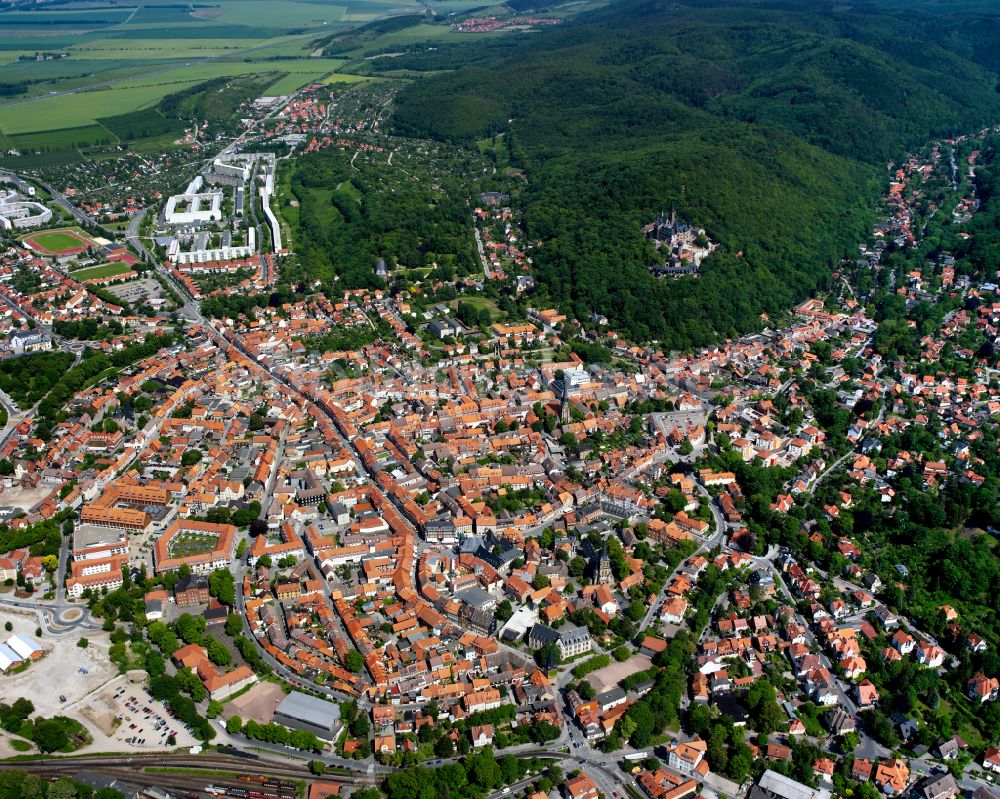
xmin=389 ymin=0 xmax=1000 ymax=346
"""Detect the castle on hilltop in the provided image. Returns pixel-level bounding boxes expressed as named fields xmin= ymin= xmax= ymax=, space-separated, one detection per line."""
xmin=643 ymin=204 xmax=717 ymax=276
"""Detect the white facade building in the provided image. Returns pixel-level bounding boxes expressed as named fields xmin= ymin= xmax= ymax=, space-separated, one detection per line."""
xmin=0 ymin=187 xmax=52 ymax=230
xmin=168 ymin=227 xmax=256 ymax=265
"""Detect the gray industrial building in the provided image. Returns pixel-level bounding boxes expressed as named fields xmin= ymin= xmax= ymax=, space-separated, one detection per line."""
xmin=750 ymin=770 xmax=832 ymax=799
xmin=273 ymin=691 xmax=341 ymax=740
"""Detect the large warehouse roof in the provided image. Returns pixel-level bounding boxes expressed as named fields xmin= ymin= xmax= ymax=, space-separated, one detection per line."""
xmin=275 ymin=691 xmax=340 ymax=728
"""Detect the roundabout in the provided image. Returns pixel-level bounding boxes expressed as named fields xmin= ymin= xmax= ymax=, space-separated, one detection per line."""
xmin=59 ymin=607 xmax=84 ymax=624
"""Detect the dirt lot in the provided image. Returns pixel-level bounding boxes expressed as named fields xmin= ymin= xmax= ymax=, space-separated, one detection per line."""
xmin=585 ymin=653 xmax=653 ymax=694
xmin=0 ymin=484 xmax=56 ymax=513
xmin=222 ymin=680 xmax=285 ymax=725
xmin=0 ymin=609 xmax=197 ymax=753
xmin=0 ymin=608 xmax=115 ymax=717
xmin=0 ymin=606 xmax=47 ymax=646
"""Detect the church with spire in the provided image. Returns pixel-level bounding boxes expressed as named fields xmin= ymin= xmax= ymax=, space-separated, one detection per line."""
xmin=594 ymin=540 xmax=613 ymax=585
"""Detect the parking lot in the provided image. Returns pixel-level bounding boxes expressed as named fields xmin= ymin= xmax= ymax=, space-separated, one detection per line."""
xmin=106 ymin=276 xmax=167 ymax=305
xmin=83 ymin=680 xmax=197 ymax=751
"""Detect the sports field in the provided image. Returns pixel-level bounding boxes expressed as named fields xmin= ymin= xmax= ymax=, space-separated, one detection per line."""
xmin=21 ymin=227 xmax=94 ymax=256
xmin=70 ymin=262 xmax=132 ymax=282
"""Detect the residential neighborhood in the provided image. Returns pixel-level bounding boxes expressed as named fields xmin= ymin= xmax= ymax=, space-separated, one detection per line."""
xmin=0 ymin=68 xmax=997 ymax=799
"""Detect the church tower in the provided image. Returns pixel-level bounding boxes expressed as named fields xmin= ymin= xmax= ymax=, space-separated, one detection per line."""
xmin=597 ymin=540 xmax=613 ymax=585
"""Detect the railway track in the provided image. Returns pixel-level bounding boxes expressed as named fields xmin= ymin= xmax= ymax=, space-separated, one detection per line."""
xmin=21 ymin=767 xmax=315 ymax=798
xmin=2 ymin=751 xmax=377 ymax=795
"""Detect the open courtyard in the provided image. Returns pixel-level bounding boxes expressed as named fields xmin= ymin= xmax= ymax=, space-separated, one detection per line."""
xmin=168 ymin=530 xmax=220 ymax=559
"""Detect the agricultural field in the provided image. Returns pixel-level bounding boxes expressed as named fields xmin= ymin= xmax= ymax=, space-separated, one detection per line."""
xmin=319 ymin=73 xmax=372 ymax=86
xmin=357 ymin=22 xmax=497 ymax=51
xmin=0 ymin=56 xmax=167 ymax=101
xmin=206 ymin=1 xmax=348 ymax=27
xmin=70 ymin=262 xmax=132 ymax=282
xmin=0 ymin=0 xmax=537 ymax=165
xmin=97 ymin=109 xmax=186 ymax=142
xmin=267 ymin=71 xmax=346 ymax=93
xmin=69 ymin=39 xmax=278 ymax=59
xmin=0 ymin=8 xmax=135 ymax=32
xmin=112 ymin=57 xmax=348 ymax=96
xmin=0 ymin=64 xmax=343 ymax=136
xmin=8 ymin=124 xmax=115 ymax=151
xmin=0 ymin=82 xmax=203 ymax=135
xmin=320 ymin=19 xmax=478 ymax=57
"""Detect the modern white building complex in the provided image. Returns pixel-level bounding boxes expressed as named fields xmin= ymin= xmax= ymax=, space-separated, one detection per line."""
xmin=0 ymin=187 xmax=52 ymax=230
xmin=168 ymin=226 xmax=255 ymax=264
xmin=258 ymin=153 xmax=283 ymax=252
xmin=164 ymin=176 xmax=223 ymax=225
xmin=205 ymin=156 xmax=253 ymax=186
